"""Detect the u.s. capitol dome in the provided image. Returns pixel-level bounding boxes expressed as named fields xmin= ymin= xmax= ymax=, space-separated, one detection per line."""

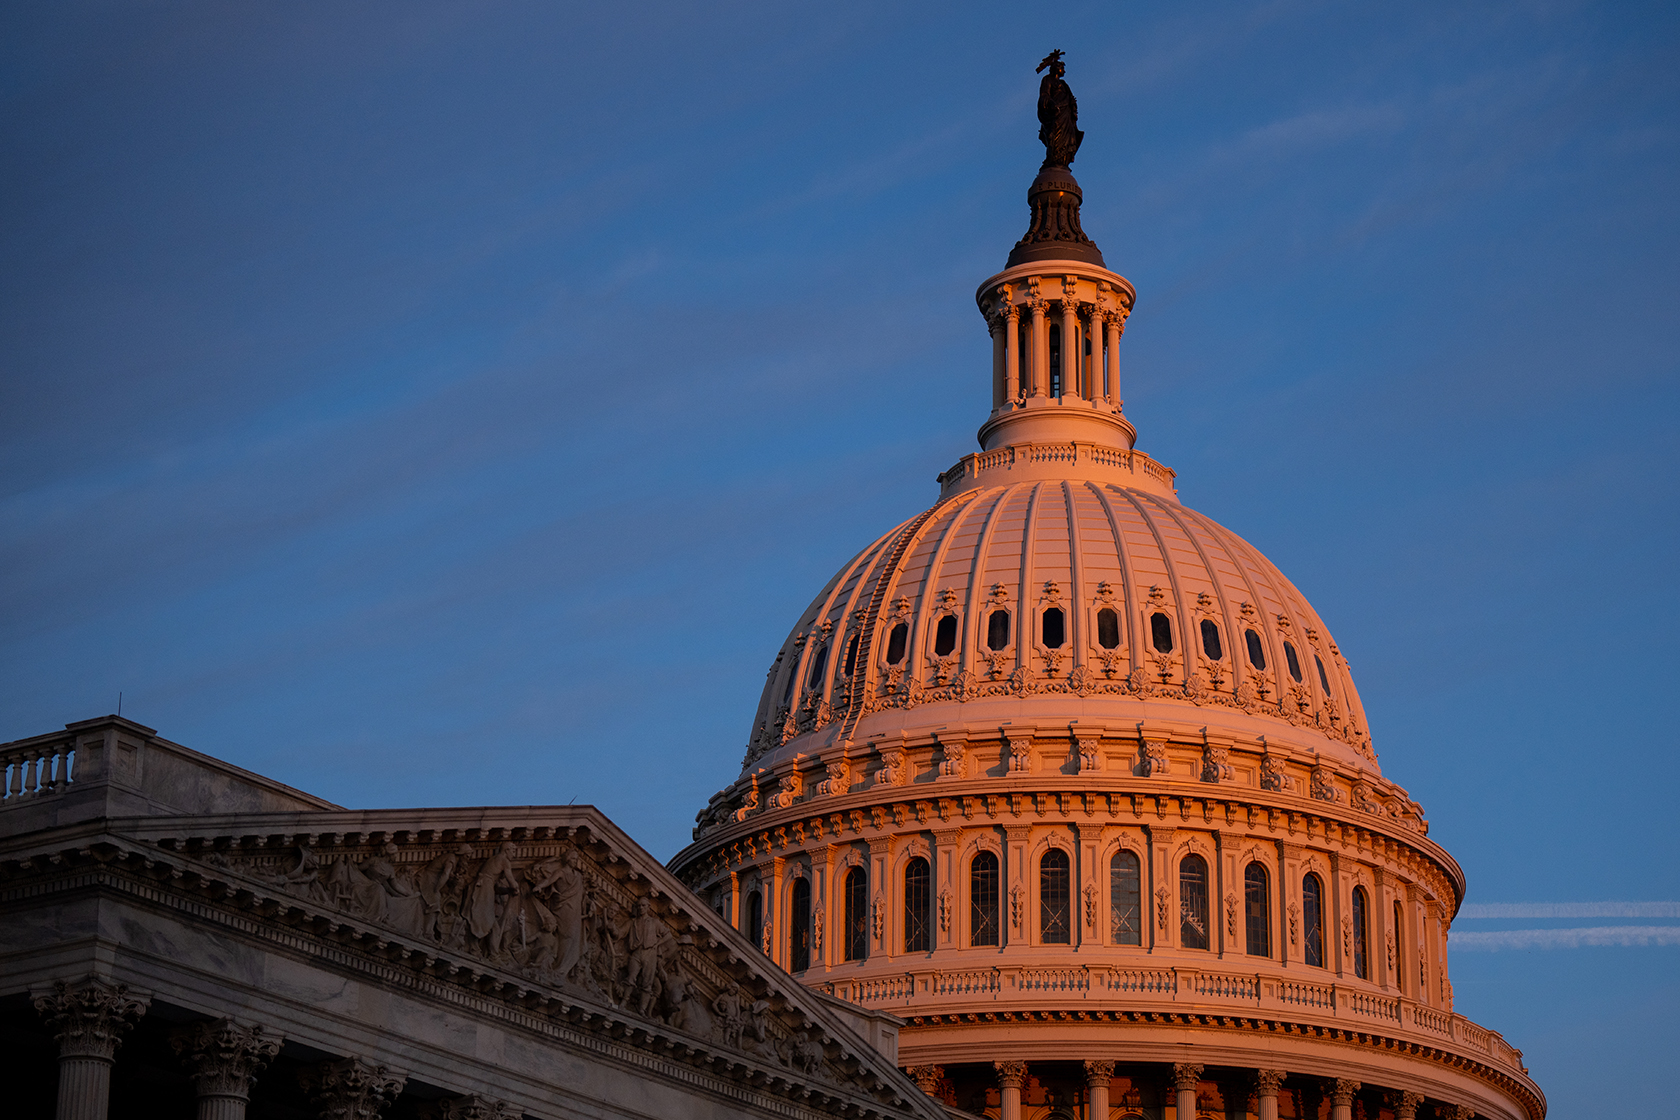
xmin=672 ymin=55 xmax=1541 ymax=1120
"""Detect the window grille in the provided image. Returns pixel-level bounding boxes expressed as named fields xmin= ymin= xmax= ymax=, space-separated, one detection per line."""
xmin=1110 ymin=850 xmax=1141 ymax=945
xmin=1244 ymin=862 xmax=1270 ymax=957
xmin=1040 ymin=849 xmax=1071 ymax=944
xmin=1180 ymin=855 xmax=1210 ymax=949
xmin=904 ymin=858 xmax=931 ymax=953
xmin=843 ymin=867 xmax=868 ymax=961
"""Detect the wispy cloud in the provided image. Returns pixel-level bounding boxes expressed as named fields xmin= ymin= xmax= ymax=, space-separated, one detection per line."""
xmin=1459 ymin=902 xmax=1680 ymax=919
xmin=1452 ymin=926 xmax=1680 ymax=951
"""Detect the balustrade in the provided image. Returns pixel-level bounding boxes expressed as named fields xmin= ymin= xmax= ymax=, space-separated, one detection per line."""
xmin=3 ymin=741 xmax=74 ymax=801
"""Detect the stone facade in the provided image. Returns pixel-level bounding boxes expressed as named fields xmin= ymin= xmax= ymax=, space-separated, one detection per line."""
xmin=0 ymin=716 xmax=943 ymax=1120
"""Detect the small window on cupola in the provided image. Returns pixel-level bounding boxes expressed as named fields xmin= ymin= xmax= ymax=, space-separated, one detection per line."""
xmin=1150 ymin=612 xmax=1173 ymax=653
xmin=806 ymin=644 xmax=828 ymax=689
xmin=1245 ymin=629 xmax=1266 ymax=670
xmin=987 ymin=610 xmax=1011 ymax=650
xmin=885 ymin=622 xmax=908 ymax=665
xmin=1096 ymin=607 xmax=1121 ymax=649
xmin=934 ymin=614 xmax=958 ymax=656
xmin=843 ymin=633 xmax=860 ymax=677
xmin=1200 ymin=619 xmax=1223 ymax=660
xmin=1315 ymin=654 xmax=1331 ymax=694
xmin=1041 ymin=607 xmax=1066 ymax=648
xmin=1283 ymin=641 xmax=1303 ymax=682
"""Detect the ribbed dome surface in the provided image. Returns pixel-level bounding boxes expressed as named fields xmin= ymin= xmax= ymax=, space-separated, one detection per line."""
xmin=744 ymin=478 xmax=1375 ymax=776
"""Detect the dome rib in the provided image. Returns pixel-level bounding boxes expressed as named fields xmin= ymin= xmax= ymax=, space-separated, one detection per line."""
xmin=956 ymin=487 xmax=1010 ymax=682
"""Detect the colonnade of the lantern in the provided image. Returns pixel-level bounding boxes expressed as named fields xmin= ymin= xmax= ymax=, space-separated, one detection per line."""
xmin=986 ymin=277 xmax=1127 ymax=412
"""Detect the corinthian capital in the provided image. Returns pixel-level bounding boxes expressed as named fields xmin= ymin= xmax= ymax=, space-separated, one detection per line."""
xmin=907 ymin=1065 xmax=944 ymax=1093
xmin=1084 ymin=1059 xmax=1116 ymax=1083
xmin=994 ymin=1060 xmax=1028 ymax=1089
xmin=424 ymin=1096 xmax=521 ymax=1120
xmin=1332 ymin=1079 xmax=1362 ymax=1106
xmin=1173 ymin=1063 xmax=1204 ymax=1091
xmin=299 ymin=1057 xmax=407 ymax=1120
xmin=31 ymin=975 xmax=151 ymax=1060
xmin=1255 ymin=1069 xmax=1287 ymax=1094
xmin=171 ymin=1019 xmax=283 ymax=1100
xmin=1388 ymin=1090 xmax=1425 ymax=1120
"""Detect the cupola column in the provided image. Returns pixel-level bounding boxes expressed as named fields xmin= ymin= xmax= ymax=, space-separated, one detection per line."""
xmin=991 ymin=312 xmax=1007 ymax=409
xmin=1059 ymin=292 xmax=1079 ymax=399
xmin=1004 ymin=305 xmax=1021 ymax=403
xmin=1105 ymin=311 xmax=1121 ymax=405
xmin=1027 ymin=298 xmax=1047 ymax=398
xmin=994 ymin=1060 xmax=1027 ymax=1120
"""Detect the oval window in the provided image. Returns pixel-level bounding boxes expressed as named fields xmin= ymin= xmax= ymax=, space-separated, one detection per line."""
xmin=806 ymin=644 xmax=828 ymax=689
xmin=1096 ymin=607 xmax=1121 ymax=649
xmin=885 ymin=623 xmax=908 ymax=665
xmin=1244 ymin=628 xmax=1266 ymax=670
xmin=843 ymin=633 xmax=860 ymax=677
xmin=934 ymin=615 xmax=958 ymax=656
xmin=1200 ymin=619 xmax=1223 ymax=660
xmin=1284 ymin=641 xmax=1303 ymax=682
xmin=1041 ymin=607 xmax=1066 ymax=648
xmin=1150 ymin=612 xmax=1173 ymax=653
xmin=987 ymin=609 xmax=1011 ymax=650
xmin=1315 ymin=654 xmax=1331 ymax=694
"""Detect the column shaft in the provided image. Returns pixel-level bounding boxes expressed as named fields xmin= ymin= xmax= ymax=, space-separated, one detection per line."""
xmin=1060 ymin=302 xmax=1079 ymax=398
xmin=1106 ymin=317 xmax=1120 ymax=404
xmin=1178 ymin=1086 xmax=1197 ymax=1120
xmin=992 ymin=316 xmax=1006 ymax=409
xmin=55 ymin=1057 xmax=113 ymax=1120
xmin=1005 ymin=309 xmax=1020 ymax=402
xmin=1002 ymin=1083 xmax=1022 ymax=1120
xmin=1029 ymin=303 xmax=1047 ymax=398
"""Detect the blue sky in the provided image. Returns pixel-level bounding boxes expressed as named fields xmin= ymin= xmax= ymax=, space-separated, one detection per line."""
xmin=2 ymin=2 xmax=1676 ymax=1113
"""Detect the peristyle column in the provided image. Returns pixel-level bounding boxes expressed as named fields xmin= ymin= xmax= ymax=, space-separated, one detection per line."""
xmin=1255 ymin=1070 xmax=1286 ymax=1120
xmin=1330 ymin=1078 xmax=1361 ymax=1120
xmin=995 ymin=1060 xmax=1027 ymax=1120
xmin=991 ymin=311 xmax=1007 ymax=409
xmin=1084 ymin=1060 xmax=1114 ymax=1120
xmin=1173 ymin=1062 xmax=1203 ymax=1120
xmin=908 ymin=1065 xmax=944 ymax=1096
xmin=1389 ymin=1090 xmax=1425 ymax=1120
xmin=172 ymin=1019 xmax=284 ymax=1120
xmin=1027 ymin=300 xmax=1047 ymax=398
xmin=298 ymin=1057 xmax=407 ymax=1120
xmin=32 ymin=975 xmax=151 ymax=1120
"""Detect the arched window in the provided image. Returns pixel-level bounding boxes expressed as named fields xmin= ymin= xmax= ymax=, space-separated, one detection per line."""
xmin=843 ymin=867 xmax=868 ymax=961
xmin=843 ymin=632 xmax=860 ymax=677
xmin=1041 ymin=607 xmax=1066 ymax=648
xmin=1393 ymin=900 xmax=1406 ymax=994
xmin=1303 ymin=873 xmax=1325 ymax=967
xmin=970 ymin=851 xmax=1000 ymax=947
xmin=1200 ymin=619 xmax=1223 ymax=660
xmin=1179 ymin=855 xmax=1209 ymax=950
xmin=806 ymin=645 xmax=828 ymax=690
xmin=1048 ymin=321 xmax=1063 ymax=397
xmin=1151 ymin=612 xmax=1173 ymax=653
xmin=904 ymin=857 xmax=931 ymax=953
xmin=1244 ymin=862 xmax=1270 ymax=957
xmin=1315 ymin=653 xmax=1332 ymax=694
xmin=1284 ymin=641 xmax=1303 ymax=682
xmin=790 ymin=878 xmax=812 ymax=972
xmin=986 ymin=609 xmax=1011 ymax=650
xmin=747 ymin=888 xmax=764 ymax=952
xmin=885 ymin=622 xmax=908 ymax=665
xmin=1245 ymin=628 xmax=1266 ymax=670
xmin=1351 ymin=886 xmax=1370 ymax=979
xmin=1096 ymin=607 xmax=1121 ymax=649
xmin=780 ymin=665 xmax=796 ymax=706
xmin=1110 ymin=850 xmax=1141 ymax=945
xmin=934 ymin=615 xmax=958 ymax=656
xmin=1039 ymin=849 xmax=1071 ymax=944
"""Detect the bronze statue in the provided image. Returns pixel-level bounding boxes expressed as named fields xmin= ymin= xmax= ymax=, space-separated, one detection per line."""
xmin=1035 ymin=50 xmax=1083 ymax=167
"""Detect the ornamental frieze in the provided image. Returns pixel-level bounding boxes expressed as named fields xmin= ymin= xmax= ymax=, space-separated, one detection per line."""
xmin=174 ymin=831 xmax=854 ymax=1086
